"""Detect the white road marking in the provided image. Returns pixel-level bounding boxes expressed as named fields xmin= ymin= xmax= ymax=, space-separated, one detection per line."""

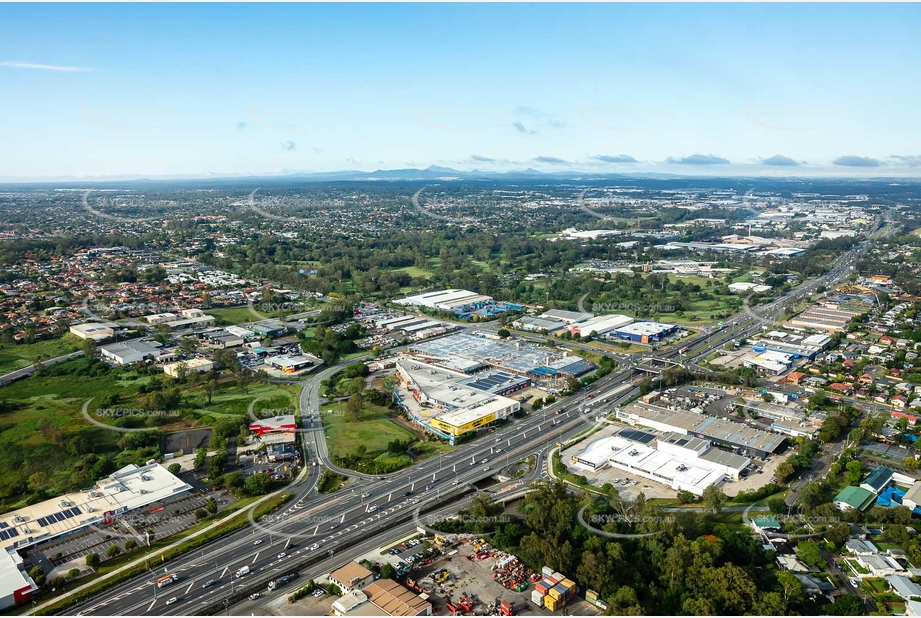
xmin=147 ymin=600 xmax=157 ymax=612
xmin=185 ymin=582 xmax=194 ymax=594
xmin=252 ymin=553 xmax=259 ymax=564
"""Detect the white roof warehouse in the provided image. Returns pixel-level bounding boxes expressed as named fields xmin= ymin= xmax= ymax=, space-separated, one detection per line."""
xmin=0 ymin=463 xmax=191 ymax=610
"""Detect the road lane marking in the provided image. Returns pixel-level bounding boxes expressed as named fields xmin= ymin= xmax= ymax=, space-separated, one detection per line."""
xmin=147 ymin=600 xmax=157 ymax=612
xmin=252 ymin=552 xmax=259 ymax=563
xmin=185 ymin=582 xmax=193 ymax=594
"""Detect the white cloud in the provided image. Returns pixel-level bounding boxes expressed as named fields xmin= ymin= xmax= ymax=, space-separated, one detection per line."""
xmin=0 ymin=61 xmax=92 ymax=72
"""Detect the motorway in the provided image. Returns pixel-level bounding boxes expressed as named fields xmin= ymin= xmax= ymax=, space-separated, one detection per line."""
xmin=72 ymin=361 xmax=634 ymax=616
xmin=61 ymin=221 xmax=889 ymax=616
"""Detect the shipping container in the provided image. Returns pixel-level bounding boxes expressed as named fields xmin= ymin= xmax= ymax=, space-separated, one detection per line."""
xmin=535 ymin=583 xmax=549 ymax=595
xmin=553 ymin=583 xmax=569 ymax=601
xmin=548 ymin=588 xmax=562 ymax=601
xmin=544 ymin=595 xmax=559 ymax=612
xmin=586 ymin=589 xmax=598 ymax=601
xmin=531 ymin=591 xmax=545 ymax=607
xmin=562 ymin=578 xmax=576 ymax=590
xmin=552 ymin=571 xmax=565 ymax=583
xmin=541 ymin=566 xmax=554 ymax=578
xmin=544 ymin=576 xmax=558 ymax=586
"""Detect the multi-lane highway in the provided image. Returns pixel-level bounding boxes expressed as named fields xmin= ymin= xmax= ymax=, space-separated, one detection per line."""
xmin=61 ymin=220 xmax=890 ymax=616
xmin=72 ymin=361 xmax=634 ymax=616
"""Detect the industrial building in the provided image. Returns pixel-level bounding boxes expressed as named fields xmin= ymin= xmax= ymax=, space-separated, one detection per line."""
xmin=362 ymin=578 xmax=433 ymax=616
xmin=162 ymin=357 xmax=214 ymax=377
xmin=788 ymin=305 xmax=862 ymax=332
xmin=0 ymin=463 xmax=191 ymax=610
xmin=99 ymin=340 xmax=163 ymax=365
xmin=200 ymin=329 xmax=245 ymax=349
xmin=616 ymin=404 xmax=786 ymax=458
xmin=568 ymin=314 xmax=634 ymax=338
xmin=511 ymin=316 xmax=569 ymax=333
xmin=539 ymin=309 xmax=593 ymax=324
xmin=610 ymin=321 xmax=678 ymax=344
xmin=69 ymin=321 xmax=116 ymax=341
xmin=743 ymin=350 xmax=794 ymax=375
xmin=394 ymin=358 xmax=519 ymax=443
xmin=407 ymin=332 xmax=595 ymax=389
xmin=751 ymin=339 xmax=822 ymax=360
xmin=572 ymin=428 xmax=750 ymax=496
xmin=251 ymin=321 xmax=288 ymax=338
xmin=328 ymin=561 xmax=375 ymax=595
xmin=266 ymin=354 xmax=316 ymax=374
xmin=395 ymin=289 xmax=492 ymax=311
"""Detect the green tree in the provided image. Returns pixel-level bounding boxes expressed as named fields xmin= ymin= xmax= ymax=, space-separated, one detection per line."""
xmin=106 ymin=544 xmax=121 ymax=558
xmin=194 ymin=448 xmax=207 ymax=470
xmin=245 ymin=472 xmax=273 ymax=495
xmin=346 ymin=393 xmax=364 ymax=420
xmin=195 ymin=508 xmax=208 ymax=520
xmin=497 ymin=328 xmax=510 ymax=339
xmin=702 ymin=485 xmax=727 ymax=514
xmin=167 ymin=463 xmax=181 ymax=475
xmin=86 ymin=553 xmax=100 ymax=568
xmin=846 ymin=460 xmax=864 ymax=485
xmin=380 ymin=563 xmax=395 ymax=579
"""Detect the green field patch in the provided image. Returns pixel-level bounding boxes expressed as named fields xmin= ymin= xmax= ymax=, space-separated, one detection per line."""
xmin=0 ymin=335 xmax=80 ymax=375
xmin=320 ymin=401 xmax=415 ymax=458
xmin=209 ymin=306 xmax=262 ymax=325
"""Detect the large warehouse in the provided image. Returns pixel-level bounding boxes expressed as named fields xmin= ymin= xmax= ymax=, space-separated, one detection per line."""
xmin=616 ymin=403 xmax=786 ymax=458
xmin=0 ymin=463 xmax=191 ymax=610
xmin=394 ymin=358 xmax=519 ymax=443
xmin=568 ymin=314 xmax=634 ymax=338
xmin=407 ymin=332 xmax=595 ymax=389
xmin=572 ymin=429 xmax=750 ymax=496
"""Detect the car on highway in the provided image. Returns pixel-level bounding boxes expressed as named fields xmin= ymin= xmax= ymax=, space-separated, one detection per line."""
xmin=329 ymin=524 xmax=338 ymax=530
xmin=483 ymin=466 xmax=491 ymax=471
xmin=166 ymin=597 xmax=178 ymax=606
xmin=310 ymin=543 xmax=320 ymax=550
xmin=367 ymin=505 xmax=377 ymax=513
xmin=412 ymin=499 xmax=420 ymax=504
xmin=452 ymin=479 xmax=460 ymax=485
xmin=481 ymin=459 xmax=488 ymax=464
xmin=202 ymin=579 xmax=216 ymax=589
xmin=253 ymin=539 xmax=263 ymax=545
xmin=249 ymin=593 xmax=260 ymax=600
xmin=277 ymin=552 xmax=287 ymax=559
xmin=495 ymin=448 xmax=502 ymax=453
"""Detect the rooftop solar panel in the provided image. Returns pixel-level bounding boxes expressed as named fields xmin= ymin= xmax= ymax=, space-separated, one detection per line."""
xmin=0 ymin=531 xmax=8 ymax=541
xmin=7 ymin=528 xmax=17 ymax=538
xmin=73 ymin=506 xmax=82 ymax=515
xmin=0 ymin=522 xmax=7 ymax=529
xmin=37 ymin=517 xmax=48 ymax=527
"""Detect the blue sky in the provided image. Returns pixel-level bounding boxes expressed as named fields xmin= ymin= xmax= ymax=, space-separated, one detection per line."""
xmin=1 ymin=3 xmax=920 ymax=180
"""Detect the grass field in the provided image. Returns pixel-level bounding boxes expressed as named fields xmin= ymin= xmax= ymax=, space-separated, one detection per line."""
xmin=320 ymin=401 xmax=415 ymax=458
xmin=209 ymin=305 xmax=263 ymax=325
xmin=0 ymin=358 xmax=300 ymax=513
xmin=393 ymin=266 xmax=434 ymax=278
xmin=0 ymin=335 xmax=81 ymax=375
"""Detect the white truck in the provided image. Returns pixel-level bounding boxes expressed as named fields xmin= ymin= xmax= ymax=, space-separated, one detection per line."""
xmin=235 ymin=565 xmax=250 ymax=578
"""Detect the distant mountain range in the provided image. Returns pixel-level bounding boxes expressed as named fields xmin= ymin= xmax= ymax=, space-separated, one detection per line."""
xmin=2 ymin=164 xmax=916 ymax=186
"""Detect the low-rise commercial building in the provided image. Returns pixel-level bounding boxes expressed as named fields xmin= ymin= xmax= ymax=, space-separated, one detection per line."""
xmin=834 ymin=486 xmax=877 ymax=511
xmin=162 ymin=357 xmax=214 ymax=377
xmin=329 ymin=561 xmax=375 ymax=595
xmin=99 ymin=340 xmax=162 ymax=365
xmin=69 ymin=322 xmax=116 ymax=341
xmin=610 ymin=321 xmax=678 ymax=344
